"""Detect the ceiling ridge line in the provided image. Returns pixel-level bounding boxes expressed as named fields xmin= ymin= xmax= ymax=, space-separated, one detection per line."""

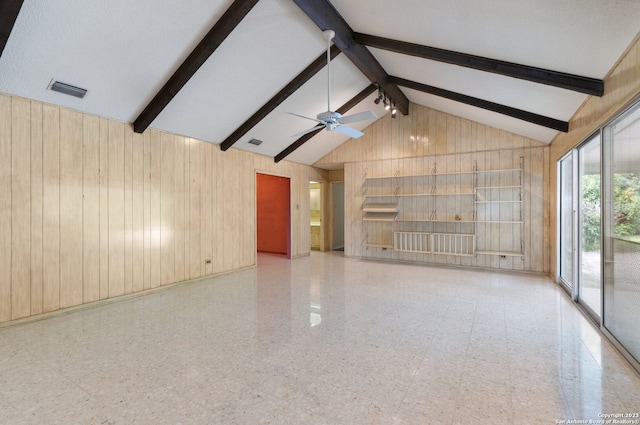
xmin=291 ymin=0 xmax=409 ymax=116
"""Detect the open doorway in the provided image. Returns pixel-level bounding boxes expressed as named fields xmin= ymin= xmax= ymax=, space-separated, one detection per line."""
xmin=310 ymin=181 xmax=321 ymax=250
xmin=332 ymin=182 xmax=345 ymax=251
xmin=256 ymin=173 xmax=291 ymax=259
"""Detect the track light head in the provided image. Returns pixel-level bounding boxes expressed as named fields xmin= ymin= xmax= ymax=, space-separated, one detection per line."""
xmin=374 ymin=88 xmax=383 ymax=104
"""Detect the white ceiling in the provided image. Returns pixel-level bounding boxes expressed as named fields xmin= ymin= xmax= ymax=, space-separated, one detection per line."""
xmin=1 ymin=0 xmax=639 ymax=169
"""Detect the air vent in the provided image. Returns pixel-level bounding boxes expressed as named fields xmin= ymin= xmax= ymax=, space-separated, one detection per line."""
xmin=49 ymin=80 xmax=87 ymax=99
xmin=248 ymin=138 xmax=263 ymax=146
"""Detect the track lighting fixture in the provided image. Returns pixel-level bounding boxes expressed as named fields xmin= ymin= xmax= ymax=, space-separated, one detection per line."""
xmin=374 ymin=86 xmax=396 ymax=116
xmin=373 ymin=86 xmax=383 ymax=104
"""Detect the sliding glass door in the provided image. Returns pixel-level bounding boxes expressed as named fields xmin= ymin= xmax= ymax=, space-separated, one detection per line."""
xmin=578 ymin=135 xmax=602 ymax=317
xmin=603 ymin=101 xmax=640 ymax=364
xmin=559 ymin=98 xmax=640 ymax=369
xmin=559 ymin=133 xmax=602 ymax=318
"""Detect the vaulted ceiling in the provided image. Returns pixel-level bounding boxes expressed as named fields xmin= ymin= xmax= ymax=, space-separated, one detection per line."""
xmin=1 ymin=0 xmax=639 ymax=169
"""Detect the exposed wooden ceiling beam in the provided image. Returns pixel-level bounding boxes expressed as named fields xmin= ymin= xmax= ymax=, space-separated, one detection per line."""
xmin=389 ymin=76 xmax=569 ymax=132
xmin=354 ymin=33 xmax=604 ymax=96
xmin=291 ymin=0 xmax=409 ymax=115
xmin=133 ymin=0 xmax=260 ymax=134
xmin=274 ymin=83 xmax=376 ymax=163
xmin=0 ymin=0 xmax=24 ymax=58
xmin=220 ymin=45 xmax=341 ymax=151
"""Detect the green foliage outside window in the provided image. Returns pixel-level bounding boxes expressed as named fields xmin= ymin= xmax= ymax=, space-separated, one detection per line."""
xmin=581 ymin=173 xmax=640 ymax=251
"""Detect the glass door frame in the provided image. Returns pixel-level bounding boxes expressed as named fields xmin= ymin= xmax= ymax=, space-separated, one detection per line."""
xmin=557 ymin=150 xmax=579 ymax=300
xmin=577 ymin=132 xmax=603 ymax=322
xmin=557 ymin=130 xmax=604 ymax=323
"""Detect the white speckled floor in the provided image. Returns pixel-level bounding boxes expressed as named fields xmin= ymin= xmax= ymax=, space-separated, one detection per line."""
xmin=1 ymin=252 xmax=639 ymax=424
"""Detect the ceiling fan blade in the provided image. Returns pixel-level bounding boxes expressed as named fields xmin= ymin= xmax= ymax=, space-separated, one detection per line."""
xmin=292 ymin=124 xmax=325 ymax=138
xmin=286 ymin=111 xmax=325 ymax=124
xmin=337 ymin=110 xmax=378 ymax=125
xmin=335 ymin=124 xmax=364 ymax=139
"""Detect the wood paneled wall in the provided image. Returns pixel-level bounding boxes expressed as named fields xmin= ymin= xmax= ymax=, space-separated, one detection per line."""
xmin=316 ymin=103 xmax=550 ymax=273
xmin=548 ymin=32 xmax=640 ymax=278
xmin=0 ymin=93 xmax=326 ymax=324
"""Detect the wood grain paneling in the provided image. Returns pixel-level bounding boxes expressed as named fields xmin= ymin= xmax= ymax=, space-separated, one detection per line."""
xmin=0 ymin=95 xmax=11 ymax=322
xmin=108 ymin=120 xmax=125 ymax=297
xmin=173 ymin=135 xmax=185 ymax=283
xmin=132 ymin=132 xmax=144 ymax=293
xmin=124 ymin=127 xmax=133 ymax=294
xmin=99 ymin=117 xmax=109 ymax=299
xmin=59 ymin=108 xmax=83 ymax=308
xmin=149 ymin=130 xmax=161 ymax=288
xmin=202 ymin=140 xmax=213 ymax=275
xmin=11 ymin=97 xmax=31 ymax=319
xmin=42 ymin=104 xmax=60 ymax=313
xmin=0 ymin=93 xmax=322 ymax=325
xmin=188 ymin=139 xmax=201 ymax=279
xmin=214 ymin=144 xmax=224 ymax=271
xmin=143 ymin=131 xmax=151 ymax=290
xmin=30 ymin=102 xmax=43 ymax=315
xmin=160 ymin=132 xmax=175 ymax=285
xmin=82 ymin=114 xmax=100 ymax=303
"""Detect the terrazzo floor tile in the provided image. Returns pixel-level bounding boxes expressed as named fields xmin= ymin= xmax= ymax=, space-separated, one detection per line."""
xmin=1 ymin=251 xmax=639 ymax=424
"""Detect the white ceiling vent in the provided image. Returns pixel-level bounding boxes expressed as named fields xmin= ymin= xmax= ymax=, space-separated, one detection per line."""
xmin=49 ymin=80 xmax=88 ymax=99
xmin=248 ymin=138 xmax=263 ymax=146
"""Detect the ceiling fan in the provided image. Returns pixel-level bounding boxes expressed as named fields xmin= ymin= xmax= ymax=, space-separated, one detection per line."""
xmin=288 ymin=29 xmax=377 ymax=139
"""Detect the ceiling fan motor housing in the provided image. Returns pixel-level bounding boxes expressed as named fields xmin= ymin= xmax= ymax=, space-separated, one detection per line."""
xmin=317 ymin=110 xmax=341 ymax=123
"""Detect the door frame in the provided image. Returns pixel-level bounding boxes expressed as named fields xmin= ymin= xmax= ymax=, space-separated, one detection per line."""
xmin=256 ymin=171 xmax=291 ymax=259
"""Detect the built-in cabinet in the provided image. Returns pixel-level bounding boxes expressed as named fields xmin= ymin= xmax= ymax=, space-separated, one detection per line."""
xmin=361 ymin=158 xmax=524 ymax=258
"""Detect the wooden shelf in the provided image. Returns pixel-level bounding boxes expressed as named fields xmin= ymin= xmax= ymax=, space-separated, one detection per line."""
xmin=475 ymin=200 xmax=522 ymax=204
xmin=475 ymin=185 xmax=522 ymax=189
xmin=395 ymin=219 xmax=475 ymax=223
xmin=364 ymin=243 xmax=394 ymax=249
xmin=475 ymin=168 xmax=522 ymax=174
xmin=364 ymin=192 xmax=475 ymax=198
xmin=364 ymin=168 xmax=522 ymax=181
xmin=364 ymin=171 xmax=475 ymax=180
xmin=362 ymin=203 xmax=398 ymax=213
xmin=361 ymin=158 xmax=525 ymax=262
xmin=363 ymin=213 xmax=396 ymax=222
xmin=475 ymin=220 xmax=523 ymax=224
xmin=476 ymin=250 xmax=524 ymax=257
